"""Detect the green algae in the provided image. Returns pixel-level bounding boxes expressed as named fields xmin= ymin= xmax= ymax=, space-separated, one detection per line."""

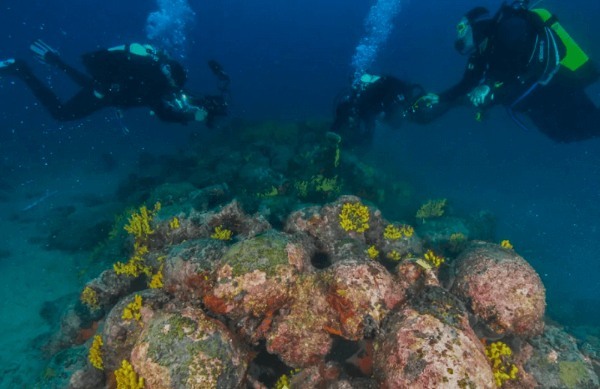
xmin=559 ymin=360 xmax=593 ymax=389
xmin=220 ymin=231 xmax=289 ymax=277
xmin=144 ymin=312 xmax=243 ymax=387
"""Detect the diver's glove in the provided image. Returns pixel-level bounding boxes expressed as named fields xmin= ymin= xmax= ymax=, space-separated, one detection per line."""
xmin=419 ymin=93 xmax=440 ymax=107
xmin=468 ymin=85 xmax=493 ymax=107
xmin=194 ymin=107 xmax=208 ymax=122
xmin=407 ymin=93 xmax=439 ymax=115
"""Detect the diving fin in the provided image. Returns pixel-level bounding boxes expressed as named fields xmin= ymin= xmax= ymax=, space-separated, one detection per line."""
xmin=30 ymin=40 xmax=60 ymax=64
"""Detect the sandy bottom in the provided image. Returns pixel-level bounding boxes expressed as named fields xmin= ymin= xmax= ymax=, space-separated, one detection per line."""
xmin=0 ymin=154 xmax=132 ymax=387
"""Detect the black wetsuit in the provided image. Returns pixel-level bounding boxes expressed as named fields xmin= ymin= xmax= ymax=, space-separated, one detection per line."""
xmin=9 ymin=46 xmax=199 ymax=123
xmin=440 ymin=5 xmax=600 ymax=142
xmin=332 ymin=76 xmax=423 ymax=146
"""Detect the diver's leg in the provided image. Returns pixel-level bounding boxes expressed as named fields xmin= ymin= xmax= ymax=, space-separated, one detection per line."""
xmin=53 ymin=58 xmax=93 ymax=88
xmin=8 ymin=60 xmax=66 ymax=120
xmin=30 ymin=40 xmax=92 ymax=88
xmin=10 ymin=60 xmax=103 ymax=121
xmin=519 ymin=84 xmax=599 ymax=142
xmin=551 ymin=88 xmax=600 ymax=142
xmin=54 ymin=89 xmax=107 ymax=120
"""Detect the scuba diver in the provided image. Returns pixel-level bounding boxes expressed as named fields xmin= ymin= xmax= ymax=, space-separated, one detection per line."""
xmin=331 ymin=73 xmax=426 ymax=147
xmin=0 ymin=41 xmax=229 ymax=127
xmin=417 ymin=0 xmax=600 ymax=143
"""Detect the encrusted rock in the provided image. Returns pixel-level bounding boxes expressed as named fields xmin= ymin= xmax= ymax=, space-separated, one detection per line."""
xmin=204 ymin=231 xmax=308 ymax=342
xmin=451 ymin=241 xmax=546 ymax=337
xmin=523 ymin=324 xmax=599 ymax=388
xmin=266 ymin=274 xmax=336 ymax=367
xmin=325 ymin=260 xmax=405 ymax=340
xmin=373 ymin=286 xmax=495 ymax=388
xmin=130 ymin=305 xmax=249 ymax=388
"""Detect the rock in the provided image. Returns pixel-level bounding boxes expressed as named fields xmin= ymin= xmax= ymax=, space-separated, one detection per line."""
xmin=523 ymin=324 xmax=599 ymax=388
xmin=284 ymin=195 xmax=386 ymax=265
xmin=373 ymin=286 xmax=495 ymax=388
xmin=130 ymin=306 xmax=249 ymax=388
xmin=162 ymin=239 xmax=226 ymax=304
xmin=266 ymin=274 xmax=336 ymax=367
xmin=325 ymin=260 xmax=405 ymax=340
xmin=204 ymin=231 xmax=308 ymax=343
xmin=451 ymin=241 xmax=546 ymax=337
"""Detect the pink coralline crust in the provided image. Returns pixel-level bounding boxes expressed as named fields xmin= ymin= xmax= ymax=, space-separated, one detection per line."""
xmin=130 ymin=307 xmax=248 ymax=388
xmin=327 ymin=261 xmax=405 ymax=340
xmin=192 ymin=200 xmax=272 ymax=239
xmin=163 ymin=258 xmax=214 ymax=303
xmin=266 ymin=275 xmax=335 ymax=367
xmin=373 ymin=307 xmax=495 ymax=389
xmin=288 ymin=362 xmax=343 ymax=388
xmin=452 ymin=241 xmax=546 ymax=337
xmin=212 ymin=266 xmax=296 ymax=318
xmin=284 ymin=206 xmax=329 ymax=239
xmin=285 ymin=242 xmax=309 ymax=272
xmin=283 ymin=196 xmax=380 ymax=263
xmin=131 ymin=342 xmax=172 ymax=388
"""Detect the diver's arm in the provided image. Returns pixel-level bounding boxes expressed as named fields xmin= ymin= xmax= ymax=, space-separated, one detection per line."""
xmin=439 ymin=56 xmax=485 ymax=104
xmin=151 ymin=102 xmax=197 ymax=124
xmin=151 ymin=92 xmax=214 ymax=124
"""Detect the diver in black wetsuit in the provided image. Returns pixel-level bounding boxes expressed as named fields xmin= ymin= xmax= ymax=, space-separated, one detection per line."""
xmin=0 ymin=41 xmax=229 ymax=127
xmin=417 ymin=1 xmax=600 ymax=143
xmin=332 ymin=74 xmax=425 ymax=147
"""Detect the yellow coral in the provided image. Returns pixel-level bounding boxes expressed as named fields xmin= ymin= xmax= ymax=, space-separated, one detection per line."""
xmin=113 ymin=242 xmax=151 ymax=278
xmin=367 ymin=245 xmax=379 ymax=259
xmin=148 ymin=265 xmax=163 ymax=289
xmin=314 ymin=174 xmax=340 ymax=193
xmin=114 ymin=359 xmax=144 ymax=389
xmin=450 ymin=232 xmax=466 ymax=242
xmin=384 ymin=224 xmax=414 ymax=240
xmin=416 ymin=199 xmax=447 ymax=220
xmin=500 ymin=240 xmax=514 ymax=250
xmin=169 ymin=217 xmax=180 ymax=230
xmin=384 ymin=224 xmax=403 ymax=240
xmin=401 ymin=225 xmax=414 ymax=238
xmin=88 ymin=335 xmax=104 ymax=370
xmin=211 ymin=225 xmax=233 ymax=241
xmin=485 ymin=341 xmax=519 ymax=387
xmin=274 ymin=368 xmax=300 ymax=389
xmin=294 ymin=180 xmax=309 ymax=198
xmin=124 ymin=202 xmax=161 ymax=241
xmin=292 ymin=175 xmax=340 ymax=198
xmin=257 ymin=186 xmax=279 ymax=198
xmin=81 ymin=286 xmax=100 ymax=311
xmin=122 ymin=294 xmax=143 ymax=322
xmin=339 ymin=202 xmax=370 ymax=233
xmin=116 ymin=203 xmax=160 ymax=278
xmin=334 ymin=144 xmax=341 ymax=168
xmin=387 ymin=250 xmax=402 ymax=261
xmin=424 ymin=249 xmax=445 ymax=268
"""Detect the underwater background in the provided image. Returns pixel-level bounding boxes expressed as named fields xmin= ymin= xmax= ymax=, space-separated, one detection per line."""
xmin=1 ymin=0 xmax=600 ymax=387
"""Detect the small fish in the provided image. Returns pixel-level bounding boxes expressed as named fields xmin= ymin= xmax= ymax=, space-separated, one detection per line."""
xmin=21 ymin=190 xmax=58 ymax=211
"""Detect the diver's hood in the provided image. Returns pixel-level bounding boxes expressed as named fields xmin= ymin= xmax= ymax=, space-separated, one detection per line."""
xmin=465 ymin=6 xmax=494 ymax=50
xmin=471 ymin=19 xmax=494 ymax=48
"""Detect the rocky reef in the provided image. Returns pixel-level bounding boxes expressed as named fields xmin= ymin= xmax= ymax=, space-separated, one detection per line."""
xmin=40 ymin=194 xmax=599 ymax=388
xmin=33 ymin=121 xmax=600 ymax=388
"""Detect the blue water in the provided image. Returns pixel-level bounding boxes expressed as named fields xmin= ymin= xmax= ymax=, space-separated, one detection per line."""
xmin=1 ymin=0 xmax=600 ymax=386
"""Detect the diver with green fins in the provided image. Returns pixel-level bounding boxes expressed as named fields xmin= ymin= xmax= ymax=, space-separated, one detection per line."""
xmin=412 ymin=0 xmax=600 ymax=142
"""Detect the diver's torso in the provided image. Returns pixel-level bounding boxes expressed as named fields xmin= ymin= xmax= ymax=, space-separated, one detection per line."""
xmin=82 ymin=49 xmax=173 ymax=107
